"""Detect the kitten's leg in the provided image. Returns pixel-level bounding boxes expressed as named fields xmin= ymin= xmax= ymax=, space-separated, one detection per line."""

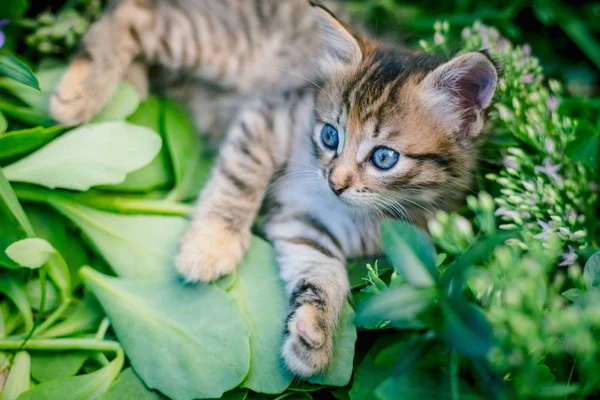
xmin=50 ymin=0 xmax=150 ymax=125
xmin=265 ymin=213 xmax=349 ymax=377
xmin=176 ymin=107 xmax=279 ymax=282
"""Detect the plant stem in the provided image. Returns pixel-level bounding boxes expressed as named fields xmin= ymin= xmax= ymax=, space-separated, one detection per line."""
xmin=14 ymin=185 xmax=193 ymax=216
xmin=0 ymin=338 xmax=121 ymax=353
xmin=33 ymin=298 xmax=72 ymax=337
xmin=95 ymin=318 xmax=110 ymax=340
xmin=451 ymin=351 xmax=460 ymax=400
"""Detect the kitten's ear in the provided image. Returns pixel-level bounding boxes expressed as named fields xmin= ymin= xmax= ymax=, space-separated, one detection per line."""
xmin=420 ymin=51 xmax=498 ymax=138
xmin=310 ymin=1 xmax=363 ymax=75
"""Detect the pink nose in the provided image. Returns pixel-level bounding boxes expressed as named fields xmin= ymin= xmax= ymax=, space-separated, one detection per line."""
xmin=328 ymin=178 xmax=348 ymax=195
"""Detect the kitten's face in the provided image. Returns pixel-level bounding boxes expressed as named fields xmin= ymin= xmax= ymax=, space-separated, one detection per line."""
xmin=311 ymin=5 xmax=497 ymax=219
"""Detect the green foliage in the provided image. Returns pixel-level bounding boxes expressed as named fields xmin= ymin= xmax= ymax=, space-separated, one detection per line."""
xmin=0 ymin=53 xmax=39 ymax=90
xmin=0 ymin=1 xmax=597 ymax=399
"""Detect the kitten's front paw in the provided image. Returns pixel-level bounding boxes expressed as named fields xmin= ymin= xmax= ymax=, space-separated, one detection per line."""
xmin=282 ymin=304 xmax=334 ymax=377
xmin=50 ymin=58 xmax=112 ymax=126
xmin=175 ymin=217 xmax=249 ymax=283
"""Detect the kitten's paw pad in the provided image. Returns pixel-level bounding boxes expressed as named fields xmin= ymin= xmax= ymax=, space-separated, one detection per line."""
xmin=50 ymin=58 xmax=108 ymax=126
xmin=282 ymin=304 xmax=333 ymax=377
xmin=175 ymin=218 xmax=248 ymax=283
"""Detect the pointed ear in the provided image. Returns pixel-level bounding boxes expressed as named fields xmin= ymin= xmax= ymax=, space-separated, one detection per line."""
xmin=420 ymin=51 xmax=498 ymax=138
xmin=310 ymin=1 xmax=363 ymax=76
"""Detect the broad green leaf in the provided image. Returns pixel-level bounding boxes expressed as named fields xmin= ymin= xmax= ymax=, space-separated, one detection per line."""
xmin=565 ymin=121 xmax=599 ymax=168
xmin=0 ymin=111 xmax=6 ymax=134
xmin=374 ymin=332 xmax=435 ymax=371
xmin=349 ymin=334 xmax=401 ymax=400
xmin=583 ymin=251 xmax=600 ymax=289
xmin=0 ymin=54 xmax=39 ymax=90
xmin=4 ymin=122 xmax=162 ymax=191
xmin=0 ymin=274 xmax=33 ymax=332
xmin=0 ymin=126 xmax=63 ymax=162
xmin=163 ymin=101 xmax=211 ymax=201
xmin=40 ymin=293 xmax=104 ymax=338
xmin=92 ymin=82 xmax=141 ymax=123
xmin=308 ymin=301 xmax=357 ymax=386
xmin=49 ymin=200 xmax=187 ymax=279
xmin=227 ymin=236 xmax=292 ymax=394
xmin=355 ymin=286 xmax=437 ymax=329
xmin=381 ymin=221 xmax=437 ymax=287
xmin=0 ymin=94 xmax=54 ymax=127
xmin=26 ymin=278 xmax=60 ymax=312
xmin=0 ymin=67 xmax=65 ymax=112
xmin=18 ymin=348 xmax=124 ymax=400
xmin=81 ymin=267 xmax=251 ymax=400
xmin=437 ymin=298 xmax=493 ymax=358
xmin=99 ymin=368 xmax=160 ymax=400
xmin=5 ymin=238 xmax=55 ymax=269
xmin=30 ymin=352 xmax=88 ymax=382
xmin=0 ymin=351 xmax=30 ymax=400
xmin=220 ymin=389 xmax=249 ymax=400
xmin=107 ymin=97 xmax=172 ymax=192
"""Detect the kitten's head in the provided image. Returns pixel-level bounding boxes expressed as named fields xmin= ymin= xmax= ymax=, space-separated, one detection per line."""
xmin=310 ymin=2 xmax=498 ymax=219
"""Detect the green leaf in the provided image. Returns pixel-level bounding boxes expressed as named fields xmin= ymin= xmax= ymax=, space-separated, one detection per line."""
xmin=64 ymin=235 xmax=90 ymax=291
xmin=0 ymin=126 xmax=64 ymax=162
xmin=565 ymin=121 xmax=599 ymax=169
xmin=0 ymin=54 xmax=39 ymax=90
xmin=227 ymin=237 xmax=293 ymax=394
xmin=91 ymin=82 xmax=141 ymax=123
xmin=355 ymin=286 xmax=437 ymax=329
xmin=349 ymin=334 xmax=400 ymax=400
xmin=4 ymin=122 xmax=162 ymax=191
xmin=107 ymin=97 xmax=172 ymax=192
xmin=308 ymin=301 xmax=357 ymax=386
xmin=49 ymin=200 xmax=187 ymax=279
xmin=5 ymin=238 xmax=56 ymax=269
xmin=40 ymin=293 xmax=104 ymax=338
xmin=381 ymin=221 xmax=437 ymax=287
xmin=583 ymin=251 xmax=600 ymax=289
xmin=30 ymin=352 xmax=88 ymax=382
xmin=220 ymin=388 xmax=250 ymax=400
xmin=441 ymin=231 xmax=515 ymax=293
xmin=0 ymin=274 xmax=33 ymax=332
xmin=0 ymin=94 xmax=54 ymax=127
xmin=0 ymin=168 xmax=34 ymax=269
xmin=0 ymin=351 xmax=30 ymax=400
xmin=562 ymin=288 xmax=582 ymax=302
xmin=0 ymin=111 xmax=7 ymax=134
xmin=437 ymin=298 xmax=493 ymax=358
xmin=163 ymin=101 xmax=211 ymax=201
xmin=26 ymin=278 xmax=60 ymax=312
xmin=81 ymin=267 xmax=251 ymax=399
xmin=99 ymin=368 xmax=160 ymax=400
xmin=18 ymin=348 xmax=124 ymax=400
xmin=375 ymin=367 xmax=481 ymax=400
xmin=0 ymin=67 xmax=65 ymax=112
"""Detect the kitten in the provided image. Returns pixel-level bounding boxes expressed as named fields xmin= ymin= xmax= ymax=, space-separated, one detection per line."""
xmin=50 ymin=0 xmax=497 ymax=377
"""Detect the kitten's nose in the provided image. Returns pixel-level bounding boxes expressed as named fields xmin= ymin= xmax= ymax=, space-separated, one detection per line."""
xmin=328 ymin=178 xmax=349 ymax=195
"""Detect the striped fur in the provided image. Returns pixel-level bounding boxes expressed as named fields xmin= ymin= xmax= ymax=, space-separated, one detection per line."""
xmin=50 ymin=0 xmax=497 ymax=378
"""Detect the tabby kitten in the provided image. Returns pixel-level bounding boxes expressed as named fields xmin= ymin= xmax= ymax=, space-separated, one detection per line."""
xmin=50 ymin=0 xmax=497 ymax=377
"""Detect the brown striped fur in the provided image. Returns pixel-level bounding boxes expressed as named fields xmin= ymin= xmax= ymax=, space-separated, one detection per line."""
xmin=50 ymin=0 xmax=497 ymax=379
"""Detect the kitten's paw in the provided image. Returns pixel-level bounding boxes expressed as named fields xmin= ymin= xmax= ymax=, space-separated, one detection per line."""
xmin=282 ymin=304 xmax=334 ymax=377
xmin=50 ymin=58 xmax=114 ymax=126
xmin=175 ymin=218 xmax=248 ymax=283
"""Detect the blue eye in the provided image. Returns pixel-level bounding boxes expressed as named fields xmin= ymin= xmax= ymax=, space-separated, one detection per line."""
xmin=371 ymin=147 xmax=400 ymax=170
xmin=320 ymin=124 xmax=339 ymax=150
